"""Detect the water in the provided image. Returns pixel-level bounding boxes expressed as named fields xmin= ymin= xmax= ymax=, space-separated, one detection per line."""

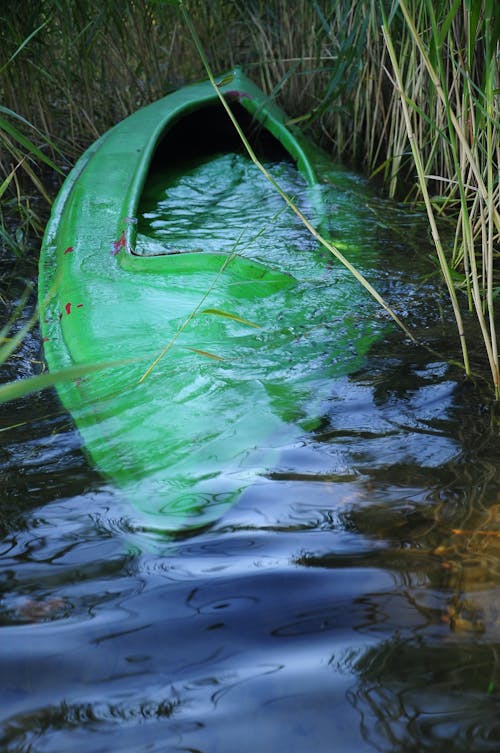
xmin=2 ymin=157 xmax=500 ymax=752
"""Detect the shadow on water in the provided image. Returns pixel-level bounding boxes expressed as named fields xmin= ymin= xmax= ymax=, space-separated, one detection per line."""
xmin=2 ymin=173 xmax=500 ymax=752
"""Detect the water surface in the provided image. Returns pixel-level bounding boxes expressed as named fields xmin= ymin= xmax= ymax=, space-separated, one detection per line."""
xmin=2 ymin=157 xmax=500 ymax=752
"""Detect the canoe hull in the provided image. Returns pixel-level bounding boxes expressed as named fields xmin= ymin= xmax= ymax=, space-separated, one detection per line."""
xmin=39 ymin=69 xmax=377 ymax=535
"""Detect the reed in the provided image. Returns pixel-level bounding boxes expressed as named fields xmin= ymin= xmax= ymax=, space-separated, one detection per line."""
xmin=381 ymin=0 xmax=500 ymax=395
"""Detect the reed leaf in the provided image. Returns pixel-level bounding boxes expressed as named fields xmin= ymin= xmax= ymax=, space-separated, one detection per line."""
xmin=184 ymin=347 xmax=225 ymax=361
xmin=201 ymin=308 xmax=262 ymax=329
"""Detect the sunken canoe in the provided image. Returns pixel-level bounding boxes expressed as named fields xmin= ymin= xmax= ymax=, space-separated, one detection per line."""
xmin=39 ymin=68 xmax=377 ymax=535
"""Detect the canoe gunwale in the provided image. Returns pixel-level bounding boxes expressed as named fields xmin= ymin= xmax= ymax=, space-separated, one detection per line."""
xmin=119 ymin=71 xmax=321 ymax=266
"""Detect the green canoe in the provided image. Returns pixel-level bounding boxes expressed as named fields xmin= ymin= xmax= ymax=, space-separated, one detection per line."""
xmin=39 ymin=68 xmax=377 ymax=535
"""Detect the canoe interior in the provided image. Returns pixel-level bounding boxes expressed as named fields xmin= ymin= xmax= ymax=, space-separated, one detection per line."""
xmin=151 ymin=100 xmax=293 ymax=168
xmin=135 ymin=99 xmax=300 ymax=259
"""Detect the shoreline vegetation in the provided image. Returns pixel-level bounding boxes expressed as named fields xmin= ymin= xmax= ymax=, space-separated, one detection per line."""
xmin=1 ymin=0 xmax=499 ymax=397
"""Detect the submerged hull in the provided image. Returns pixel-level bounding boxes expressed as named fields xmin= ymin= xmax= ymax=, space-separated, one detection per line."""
xmin=39 ymin=68 xmax=377 ymax=535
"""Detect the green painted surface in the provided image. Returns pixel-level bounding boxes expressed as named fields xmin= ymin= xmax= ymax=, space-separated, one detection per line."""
xmin=39 ymin=69 xmax=379 ymax=534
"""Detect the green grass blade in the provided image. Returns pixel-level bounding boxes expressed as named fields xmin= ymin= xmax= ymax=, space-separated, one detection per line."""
xmin=437 ymin=0 xmax=462 ymax=47
xmin=0 ymin=360 xmax=131 ymax=404
xmin=0 ymin=105 xmax=66 ymax=160
xmin=0 ymin=19 xmax=48 ymax=75
xmin=0 ymin=116 xmax=64 ymax=174
xmin=0 ymin=161 xmax=21 ymax=201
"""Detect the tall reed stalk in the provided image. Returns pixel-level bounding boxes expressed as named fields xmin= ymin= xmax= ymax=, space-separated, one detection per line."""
xmin=381 ymin=0 xmax=500 ymax=395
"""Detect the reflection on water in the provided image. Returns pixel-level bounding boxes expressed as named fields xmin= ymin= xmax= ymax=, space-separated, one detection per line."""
xmin=2 ymin=165 xmax=500 ymax=752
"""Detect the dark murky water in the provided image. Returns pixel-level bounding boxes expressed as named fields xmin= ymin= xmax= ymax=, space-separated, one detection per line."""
xmin=2 ymin=159 xmax=500 ymax=753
